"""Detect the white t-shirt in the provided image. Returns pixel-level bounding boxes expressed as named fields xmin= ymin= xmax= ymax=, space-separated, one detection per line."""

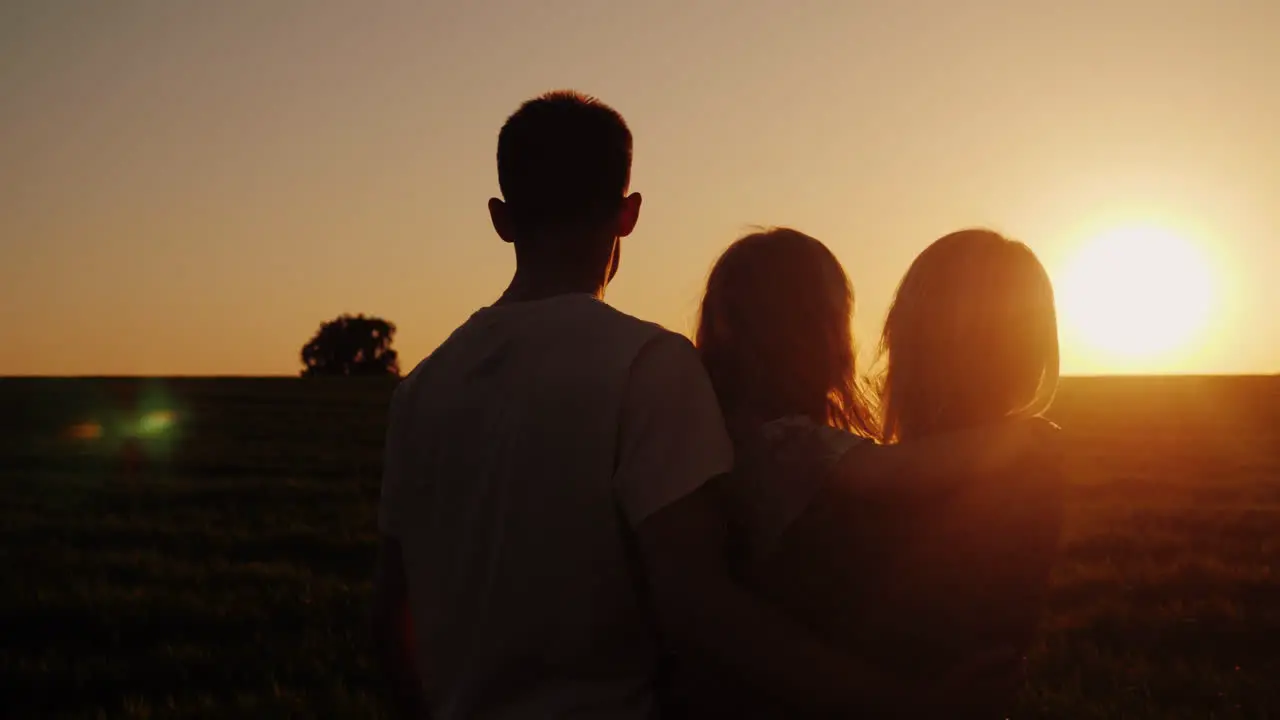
xmin=379 ymin=294 xmax=733 ymax=720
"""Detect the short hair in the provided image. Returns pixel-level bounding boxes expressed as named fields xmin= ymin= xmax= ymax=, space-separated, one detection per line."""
xmin=497 ymin=91 xmax=633 ymax=231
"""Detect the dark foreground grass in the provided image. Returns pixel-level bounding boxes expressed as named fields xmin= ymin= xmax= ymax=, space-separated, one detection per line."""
xmin=2 ymin=376 xmax=1279 ymax=718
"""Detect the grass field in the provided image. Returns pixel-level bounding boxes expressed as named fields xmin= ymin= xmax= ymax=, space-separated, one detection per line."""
xmin=3 ymin=375 xmax=1279 ymax=718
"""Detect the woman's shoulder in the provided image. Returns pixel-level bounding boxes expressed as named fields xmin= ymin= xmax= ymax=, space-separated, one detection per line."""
xmin=732 ymin=414 xmax=870 ymax=477
xmin=722 ymin=415 xmax=871 ymax=561
xmin=992 ymin=447 xmax=1069 ymax=510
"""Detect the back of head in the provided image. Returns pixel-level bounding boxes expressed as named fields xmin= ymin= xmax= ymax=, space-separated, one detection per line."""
xmin=878 ymin=229 xmax=1059 ymax=442
xmin=695 ymin=228 xmax=878 ymax=437
xmin=497 ymin=91 xmax=633 ymax=246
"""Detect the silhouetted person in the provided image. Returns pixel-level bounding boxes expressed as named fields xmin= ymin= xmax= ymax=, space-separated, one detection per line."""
xmin=691 ymin=228 xmax=1064 ymax=718
xmin=368 ymin=92 xmax=931 ymax=719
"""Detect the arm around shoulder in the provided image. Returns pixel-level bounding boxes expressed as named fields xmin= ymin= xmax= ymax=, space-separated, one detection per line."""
xmin=829 ymin=416 xmax=1063 ymax=502
xmin=617 ymin=334 xmax=905 ymax=714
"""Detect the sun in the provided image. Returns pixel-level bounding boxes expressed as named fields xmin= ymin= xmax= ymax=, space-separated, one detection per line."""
xmin=1055 ymin=225 xmax=1215 ymax=369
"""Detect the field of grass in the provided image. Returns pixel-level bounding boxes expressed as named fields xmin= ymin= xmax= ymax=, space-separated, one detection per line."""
xmin=3 ymin=375 xmax=1279 ymax=718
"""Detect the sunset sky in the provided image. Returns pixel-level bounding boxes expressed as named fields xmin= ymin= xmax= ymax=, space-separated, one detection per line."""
xmin=3 ymin=0 xmax=1277 ymax=376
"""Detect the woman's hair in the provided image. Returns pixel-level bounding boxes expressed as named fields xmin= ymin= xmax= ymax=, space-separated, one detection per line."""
xmin=877 ymin=228 xmax=1059 ymax=443
xmin=695 ymin=228 xmax=879 ymax=437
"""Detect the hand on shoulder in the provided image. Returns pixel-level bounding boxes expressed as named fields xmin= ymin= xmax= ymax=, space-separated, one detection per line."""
xmin=982 ymin=415 xmax=1063 ymax=469
xmin=1014 ymin=414 xmax=1065 ymax=472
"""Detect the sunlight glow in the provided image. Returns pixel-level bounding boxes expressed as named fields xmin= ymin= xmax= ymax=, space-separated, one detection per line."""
xmin=1056 ymin=225 xmax=1216 ymax=370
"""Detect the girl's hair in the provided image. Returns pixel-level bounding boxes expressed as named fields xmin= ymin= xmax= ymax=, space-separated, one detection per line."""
xmin=695 ymin=228 xmax=879 ymax=437
xmin=877 ymin=228 xmax=1059 ymax=443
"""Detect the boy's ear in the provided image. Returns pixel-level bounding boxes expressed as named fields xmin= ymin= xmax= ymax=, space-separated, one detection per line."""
xmin=616 ymin=192 xmax=642 ymax=238
xmin=489 ymin=198 xmax=516 ymax=244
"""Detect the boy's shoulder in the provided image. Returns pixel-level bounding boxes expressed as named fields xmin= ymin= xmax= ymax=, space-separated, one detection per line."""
xmin=571 ymin=297 xmax=678 ymax=344
xmin=394 ymin=298 xmax=685 ymax=393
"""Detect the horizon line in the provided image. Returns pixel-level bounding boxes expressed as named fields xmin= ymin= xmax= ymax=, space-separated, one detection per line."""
xmin=2 ymin=372 xmax=1276 ymax=380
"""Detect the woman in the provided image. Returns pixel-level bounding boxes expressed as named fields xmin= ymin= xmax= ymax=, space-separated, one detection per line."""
xmin=688 ymin=227 xmax=1064 ymax=717
xmin=857 ymin=228 xmax=1064 ymax=717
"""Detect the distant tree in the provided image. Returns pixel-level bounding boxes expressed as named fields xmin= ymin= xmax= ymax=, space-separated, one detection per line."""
xmin=301 ymin=314 xmax=400 ymax=377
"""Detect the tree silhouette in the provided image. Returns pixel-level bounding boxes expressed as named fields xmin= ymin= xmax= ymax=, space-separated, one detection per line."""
xmin=300 ymin=314 xmax=400 ymax=377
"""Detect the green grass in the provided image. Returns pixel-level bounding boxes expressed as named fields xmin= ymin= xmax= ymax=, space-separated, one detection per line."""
xmin=2 ymin=376 xmax=1279 ymax=718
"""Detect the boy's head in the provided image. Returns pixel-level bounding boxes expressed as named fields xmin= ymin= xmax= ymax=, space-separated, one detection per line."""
xmin=489 ymin=91 xmax=641 ymax=282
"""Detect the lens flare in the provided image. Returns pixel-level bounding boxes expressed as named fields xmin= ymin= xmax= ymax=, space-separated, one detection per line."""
xmin=67 ymin=421 xmax=104 ymax=441
xmin=138 ymin=410 xmax=176 ymax=437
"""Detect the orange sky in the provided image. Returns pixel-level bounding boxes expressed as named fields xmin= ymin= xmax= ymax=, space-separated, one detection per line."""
xmin=2 ymin=0 xmax=1277 ymax=376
